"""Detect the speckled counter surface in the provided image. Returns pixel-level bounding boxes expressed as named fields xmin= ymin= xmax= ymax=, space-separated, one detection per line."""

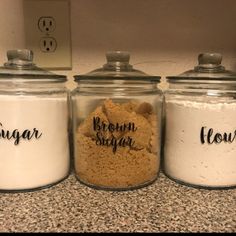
xmin=0 ymin=173 xmax=235 ymax=233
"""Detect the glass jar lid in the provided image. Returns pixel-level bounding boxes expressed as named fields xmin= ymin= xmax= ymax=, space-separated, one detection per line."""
xmin=167 ymin=53 xmax=236 ymax=82
xmin=0 ymin=49 xmax=67 ymax=82
xmin=74 ymin=51 xmax=160 ymax=82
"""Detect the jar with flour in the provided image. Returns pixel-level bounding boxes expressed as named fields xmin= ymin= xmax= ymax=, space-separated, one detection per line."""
xmin=164 ymin=53 xmax=236 ymax=189
xmin=0 ymin=49 xmax=70 ymax=191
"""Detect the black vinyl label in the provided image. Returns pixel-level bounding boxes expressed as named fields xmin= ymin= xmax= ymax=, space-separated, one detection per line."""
xmin=0 ymin=123 xmax=42 ymax=145
xmin=200 ymin=126 xmax=236 ymax=144
xmin=93 ymin=116 xmax=137 ymax=153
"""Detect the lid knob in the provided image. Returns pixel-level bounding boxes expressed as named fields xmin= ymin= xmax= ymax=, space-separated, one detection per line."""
xmin=198 ymin=53 xmax=222 ymax=66
xmin=7 ymin=49 xmax=33 ymax=62
xmin=106 ymin=51 xmax=130 ymax=63
xmin=194 ymin=53 xmax=225 ymax=72
xmin=4 ymin=49 xmax=35 ymax=69
xmin=103 ymin=51 xmax=132 ymax=71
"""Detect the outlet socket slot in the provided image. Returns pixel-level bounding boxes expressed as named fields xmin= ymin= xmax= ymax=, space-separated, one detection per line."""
xmin=39 ymin=37 xmax=57 ymax=52
xmin=38 ymin=16 xmax=56 ymax=33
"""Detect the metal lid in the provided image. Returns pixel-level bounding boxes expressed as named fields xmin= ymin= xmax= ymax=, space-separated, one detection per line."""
xmin=0 ymin=49 xmax=67 ymax=81
xmin=167 ymin=53 xmax=236 ymax=82
xmin=74 ymin=51 xmax=160 ymax=82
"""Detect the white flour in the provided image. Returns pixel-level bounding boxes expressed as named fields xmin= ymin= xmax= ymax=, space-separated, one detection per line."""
xmin=164 ymin=98 xmax=236 ymax=188
xmin=0 ymin=95 xmax=70 ymax=190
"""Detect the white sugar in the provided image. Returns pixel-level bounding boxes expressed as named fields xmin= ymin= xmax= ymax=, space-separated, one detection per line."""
xmin=0 ymin=95 xmax=70 ymax=190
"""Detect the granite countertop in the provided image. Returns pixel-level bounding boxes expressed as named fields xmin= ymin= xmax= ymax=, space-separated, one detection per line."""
xmin=0 ymin=173 xmax=235 ymax=233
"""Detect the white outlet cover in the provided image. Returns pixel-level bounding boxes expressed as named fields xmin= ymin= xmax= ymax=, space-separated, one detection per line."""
xmin=24 ymin=0 xmax=72 ymax=70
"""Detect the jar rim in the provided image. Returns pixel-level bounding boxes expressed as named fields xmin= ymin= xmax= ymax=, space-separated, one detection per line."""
xmin=0 ymin=74 xmax=67 ymax=82
xmin=167 ymin=76 xmax=236 ymax=83
xmin=74 ymin=75 xmax=161 ymax=82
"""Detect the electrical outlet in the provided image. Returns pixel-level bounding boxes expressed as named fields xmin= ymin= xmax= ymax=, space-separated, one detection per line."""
xmin=24 ymin=0 xmax=72 ymax=69
xmin=38 ymin=17 xmax=56 ymax=33
xmin=40 ymin=37 xmax=57 ymax=52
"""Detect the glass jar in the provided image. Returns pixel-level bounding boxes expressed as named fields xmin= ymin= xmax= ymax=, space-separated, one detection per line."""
xmin=72 ymin=51 xmax=163 ymax=190
xmin=164 ymin=53 xmax=236 ymax=189
xmin=0 ymin=49 xmax=70 ymax=192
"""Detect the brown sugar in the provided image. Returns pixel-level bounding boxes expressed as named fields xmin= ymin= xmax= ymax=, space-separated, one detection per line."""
xmin=135 ymin=102 xmax=153 ymax=118
xmin=121 ymin=100 xmax=139 ymax=113
xmin=75 ymin=99 xmax=160 ymax=189
xmin=148 ymin=114 xmax=159 ymax=155
xmin=123 ymin=114 xmax=152 ymax=150
xmin=78 ymin=106 xmax=111 ymax=139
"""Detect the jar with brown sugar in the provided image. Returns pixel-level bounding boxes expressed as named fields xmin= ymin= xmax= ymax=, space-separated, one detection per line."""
xmin=72 ymin=51 xmax=163 ymax=190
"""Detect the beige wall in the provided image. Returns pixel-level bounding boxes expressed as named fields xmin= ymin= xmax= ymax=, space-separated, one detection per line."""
xmin=0 ymin=0 xmax=236 ymax=89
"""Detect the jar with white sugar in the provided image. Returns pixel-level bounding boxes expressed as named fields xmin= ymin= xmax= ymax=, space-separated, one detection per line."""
xmin=0 ymin=49 xmax=70 ymax=192
xmin=164 ymin=53 xmax=236 ymax=189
